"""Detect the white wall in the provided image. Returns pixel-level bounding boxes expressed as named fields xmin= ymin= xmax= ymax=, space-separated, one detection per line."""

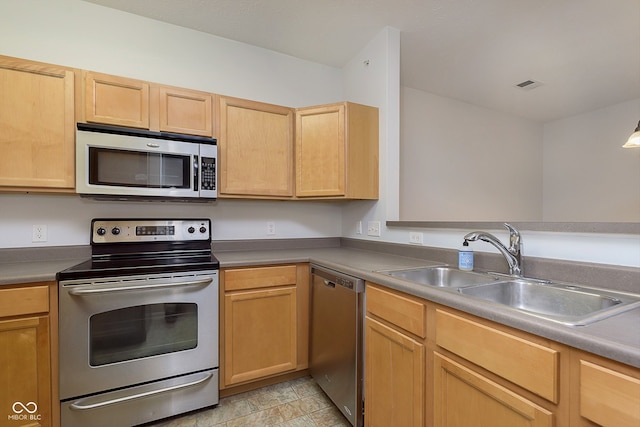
xmin=543 ymin=98 xmax=640 ymax=222
xmin=399 ymin=87 xmax=543 ymax=221
xmin=341 ymin=27 xmax=401 ymax=238
xmin=387 ymin=87 xmax=639 ymax=268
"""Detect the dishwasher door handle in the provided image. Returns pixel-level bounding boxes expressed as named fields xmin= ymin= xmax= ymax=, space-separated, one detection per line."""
xmin=323 ymin=279 xmax=336 ymax=288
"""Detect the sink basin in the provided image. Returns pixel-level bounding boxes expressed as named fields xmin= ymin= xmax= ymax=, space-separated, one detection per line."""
xmin=458 ymin=280 xmax=640 ymax=326
xmin=380 ymin=266 xmax=500 ymax=288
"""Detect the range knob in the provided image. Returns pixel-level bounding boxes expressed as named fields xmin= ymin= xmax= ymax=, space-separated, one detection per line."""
xmin=96 ymin=227 xmax=106 ymax=236
xmin=188 ymin=226 xmax=196 ymax=234
xmin=199 ymin=226 xmax=207 ymax=234
xmin=111 ymin=227 xmax=121 ymax=235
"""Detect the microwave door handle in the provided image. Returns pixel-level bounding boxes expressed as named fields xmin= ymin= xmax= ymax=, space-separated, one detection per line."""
xmin=194 ymin=155 xmax=199 ymax=192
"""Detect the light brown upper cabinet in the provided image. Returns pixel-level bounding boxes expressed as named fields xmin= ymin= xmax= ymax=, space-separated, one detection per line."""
xmin=83 ymin=71 xmax=150 ymax=129
xmin=81 ymin=71 xmax=214 ymax=137
xmin=0 ymin=55 xmax=75 ymax=192
xmin=217 ymin=96 xmax=294 ymax=197
xmin=295 ymin=102 xmax=378 ymax=199
xmin=158 ymin=86 xmax=213 ymax=137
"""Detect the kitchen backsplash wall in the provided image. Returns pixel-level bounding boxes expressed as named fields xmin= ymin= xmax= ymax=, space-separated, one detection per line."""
xmin=0 ymin=194 xmax=342 ymax=248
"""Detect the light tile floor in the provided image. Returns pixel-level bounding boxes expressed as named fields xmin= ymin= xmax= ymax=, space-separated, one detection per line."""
xmin=145 ymin=376 xmax=352 ymax=427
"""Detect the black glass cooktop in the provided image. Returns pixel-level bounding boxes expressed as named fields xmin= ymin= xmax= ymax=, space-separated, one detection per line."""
xmin=57 ymin=254 xmax=219 ymax=281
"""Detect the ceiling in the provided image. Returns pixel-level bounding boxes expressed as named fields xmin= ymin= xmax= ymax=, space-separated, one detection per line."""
xmin=81 ymin=0 xmax=640 ymax=123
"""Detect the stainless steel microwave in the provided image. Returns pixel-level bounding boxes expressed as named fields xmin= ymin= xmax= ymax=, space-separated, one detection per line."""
xmin=76 ymin=123 xmax=217 ymax=201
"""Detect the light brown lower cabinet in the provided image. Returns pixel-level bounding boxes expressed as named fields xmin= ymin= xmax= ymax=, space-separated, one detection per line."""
xmin=220 ymin=264 xmax=309 ymax=390
xmin=365 ymin=317 xmax=425 ymax=427
xmin=0 ymin=282 xmax=58 ymax=427
xmin=364 ymin=282 xmax=639 ymax=427
xmin=433 ymin=352 xmax=553 ymax=427
xmin=572 ymin=351 xmax=640 ymax=427
xmin=365 ymin=283 xmax=426 ymax=427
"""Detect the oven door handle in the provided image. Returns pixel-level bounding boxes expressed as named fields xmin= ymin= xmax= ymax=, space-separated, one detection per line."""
xmin=68 ymin=277 xmax=213 ymax=295
xmin=69 ymin=371 xmax=213 ymax=411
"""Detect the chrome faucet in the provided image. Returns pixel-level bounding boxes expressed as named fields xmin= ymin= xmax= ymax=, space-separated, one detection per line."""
xmin=464 ymin=223 xmax=523 ymax=276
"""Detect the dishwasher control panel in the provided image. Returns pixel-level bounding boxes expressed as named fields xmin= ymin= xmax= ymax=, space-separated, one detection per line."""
xmin=311 ymin=265 xmax=365 ymax=293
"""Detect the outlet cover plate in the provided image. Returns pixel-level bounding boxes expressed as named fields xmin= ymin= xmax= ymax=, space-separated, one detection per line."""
xmin=266 ymin=222 xmax=276 ymax=235
xmin=367 ymin=221 xmax=381 ymax=237
xmin=409 ymin=232 xmax=423 ymax=245
xmin=32 ymin=225 xmax=47 ymax=242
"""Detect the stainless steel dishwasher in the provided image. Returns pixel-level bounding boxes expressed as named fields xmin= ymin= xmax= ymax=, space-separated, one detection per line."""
xmin=309 ymin=264 xmax=365 ymax=427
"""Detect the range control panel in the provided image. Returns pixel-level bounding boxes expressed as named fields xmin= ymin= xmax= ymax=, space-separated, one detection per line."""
xmin=91 ymin=219 xmax=211 ymax=244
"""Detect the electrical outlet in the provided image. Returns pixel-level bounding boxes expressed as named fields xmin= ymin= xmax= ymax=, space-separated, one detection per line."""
xmin=409 ymin=232 xmax=423 ymax=245
xmin=356 ymin=221 xmax=363 ymax=235
xmin=367 ymin=221 xmax=381 ymax=237
xmin=266 ymin=222 xmax=276 ymax=235
xmin=32 ymin=224 xmax=47 ymax=242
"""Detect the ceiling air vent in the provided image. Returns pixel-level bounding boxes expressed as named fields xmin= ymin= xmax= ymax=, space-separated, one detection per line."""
xmin=515 ymin=79 xmax=543 ymax=90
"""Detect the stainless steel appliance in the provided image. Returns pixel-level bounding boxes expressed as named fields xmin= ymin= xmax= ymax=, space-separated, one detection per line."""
xmin=57 ymin=218 xmax=219 ymax=427
xmin=309 ymin=264 xmax=365 ymax=427
xmin=76 ymin=123 xmax=217 ymax=201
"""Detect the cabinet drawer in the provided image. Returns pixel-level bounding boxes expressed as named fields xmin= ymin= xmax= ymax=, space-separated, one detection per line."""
xmin=580 ymin=360 xmax=640 ymax=427
xmin=0 ymin=285 xmax=49 ymax=317
xmin=436 ymin=309 xmax=559 ymax=403
xmin=366 ymin=284 xmax=426 ymax=338
xmin=225 ymin=265 xmax=298 ymax=291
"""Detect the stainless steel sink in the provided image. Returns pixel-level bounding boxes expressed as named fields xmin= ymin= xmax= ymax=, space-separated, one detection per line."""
xmin=379 ymin=266 xmax=500 ymax=287
xmin=458 ymin=279 xmax=640 ymax=326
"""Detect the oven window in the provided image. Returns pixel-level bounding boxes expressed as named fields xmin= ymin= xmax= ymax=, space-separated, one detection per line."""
xmin=88 ymin=147 xmax=191 ymax=188
xmin=89 ymin=303 xmax=197 ymax=366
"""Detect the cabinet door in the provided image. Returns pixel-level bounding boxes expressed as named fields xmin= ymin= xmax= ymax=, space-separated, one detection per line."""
xmin=0 ymin=57 xmax=75 ymax=190
xmin=84 ymin=71 xmax=150 ymax=129
xmin=0 ymin=316 xmax=51 ymax=427
xmin=365 ymin=316 xmax=424 ymax=427
xmin=218 ymin=96 xmax=294 ymax=197
xmin=433 ymin=352 xmax=553 ymax=427
xmin=159 ymin=87 xmax=213 ymax=137
xmin=224 ymin=286 xmax=297 ymax=386
xmin=295 ymin=103 xmax=345 ymax=197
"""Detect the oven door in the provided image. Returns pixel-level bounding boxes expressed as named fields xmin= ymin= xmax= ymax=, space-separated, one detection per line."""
xmin=58 ymin=270 xmax=218 ymax=400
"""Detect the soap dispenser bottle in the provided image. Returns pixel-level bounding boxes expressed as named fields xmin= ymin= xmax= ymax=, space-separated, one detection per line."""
xmin=458 ymin=241 xmax=474 ymax=271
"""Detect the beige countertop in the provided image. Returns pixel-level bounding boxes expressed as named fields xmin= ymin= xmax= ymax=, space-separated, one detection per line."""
xmin=0 ymin=258 xmax=84 ymax=285
xmin=2 ymin=246 xmax=639 ymax=368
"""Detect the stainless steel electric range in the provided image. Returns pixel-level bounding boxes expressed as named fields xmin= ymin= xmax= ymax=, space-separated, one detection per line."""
xmin=56 ymin=218 xmax=219 ymax=427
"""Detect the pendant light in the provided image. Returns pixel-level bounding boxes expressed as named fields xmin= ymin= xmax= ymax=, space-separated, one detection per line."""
xmin=622 ymin=120 xmax=640 ymax=148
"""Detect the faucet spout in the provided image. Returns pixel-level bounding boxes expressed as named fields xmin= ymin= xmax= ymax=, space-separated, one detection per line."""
xmin=464 ymin=223 xmax=523 ymax=276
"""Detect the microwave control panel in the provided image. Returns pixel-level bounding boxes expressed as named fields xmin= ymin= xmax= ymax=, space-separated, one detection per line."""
xmin=201 ymin=157 xmax=216 ymax=191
